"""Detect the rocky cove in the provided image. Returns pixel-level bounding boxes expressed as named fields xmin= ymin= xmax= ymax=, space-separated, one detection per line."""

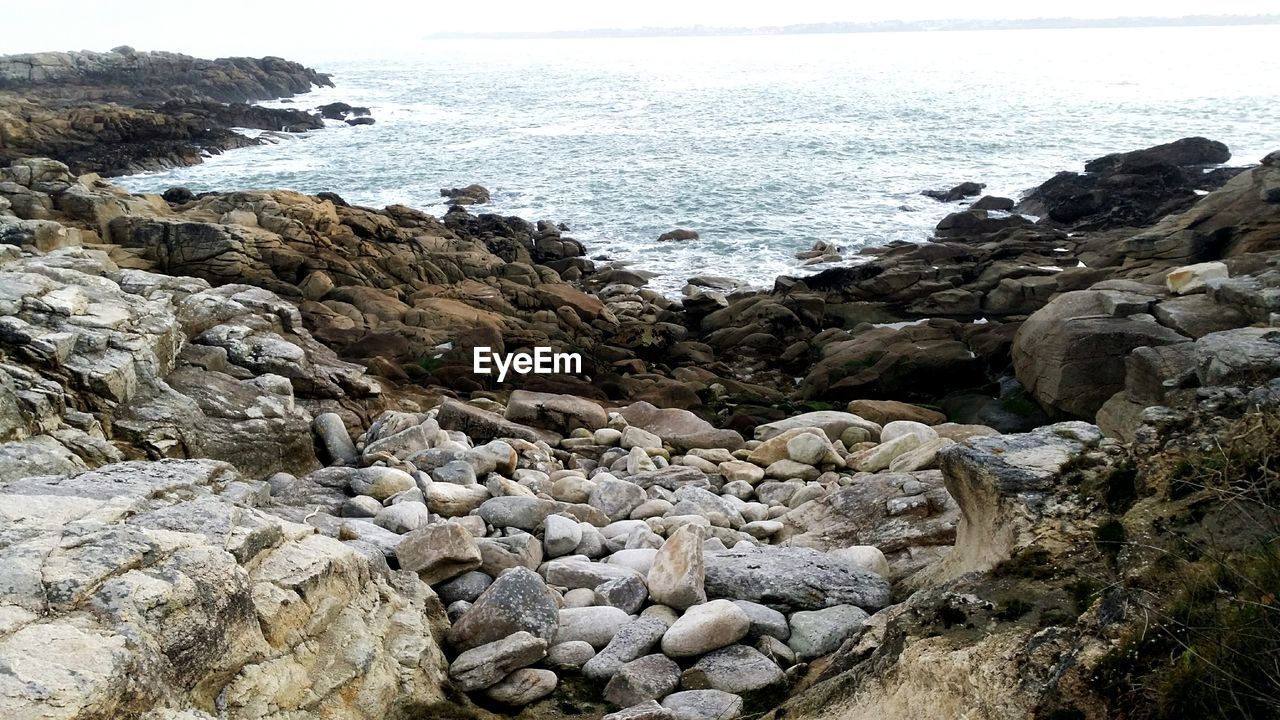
xmin=1 ymin=49 xmax=1279 ymax=720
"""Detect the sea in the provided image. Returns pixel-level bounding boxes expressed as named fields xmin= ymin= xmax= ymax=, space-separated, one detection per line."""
xmin=116 ymin=26 xmax=1280 ymax=293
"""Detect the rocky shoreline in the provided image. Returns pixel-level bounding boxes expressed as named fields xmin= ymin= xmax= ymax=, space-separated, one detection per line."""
xmin=1 ymin=50 xmax=1278 ymax=720
xmin=0 ymin=48 xmax=359 ymax=176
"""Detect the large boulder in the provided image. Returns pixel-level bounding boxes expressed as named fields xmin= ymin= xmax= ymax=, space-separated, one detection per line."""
xmin=618 ymin=401 xmax=744 ymax=452
xmin=1013 ymin=288 xmax=1189 ymax=418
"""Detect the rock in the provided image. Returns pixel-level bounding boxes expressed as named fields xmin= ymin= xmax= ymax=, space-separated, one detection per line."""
xmin=703 ymin=546 xmax=891 ymax=612
xmin=485 ymin=668 xmax=558 ymax=706
xmin=732 ymin=600 xmax=790 ymax=641
xmin=477 ymin=496 xmax=559 ymax=532
xmin=1194 ymin=328 xmax=1280 ymax=387
xmin=1166 ymin=261 xmax=1228 ymax=295
xmin=785 ymin=432 xmax=830 ymax=465
xmin=755 ymin=411 xmax=880 ymax=443
xmin=648 ymin=524 xmax=706 ymax=610
xmin=658 ymin=229 xmax=699 ymax=242
xmin=440 ymin=184 xmax=490 ymax=205
xmin=449 ymin=631 xmax=547 ymax=691
xmin=348 ymin=467 xmax=416 ymax=500
xmin=547 ymin=640 xmax=596 ymax=670
xmin=888 ymin=437 xmax=955 ymax=472
xmin=622 ymin=426 xmax=664 ymax=450
xmin=604 ymin=654 xmax=682 ymax=707
xmin=446 ymin=567 xmax=560 ymax=651
xmin=718 ymin=460 xmax=763 ymax=484
xmin=603 ymin=700 xmax=678 ymax=720
xmin=850 ymin=433 xmax=922 ymax=472
xmin=436 ymin=571 xmax=493 ymax=605
xmin=545 ymin=557 xmax=646 ymax=590
xmin=828 ymin=546 xmax=891 ymax=578
xmin=506 ymin=390 xmax=607 ymax=433
xmin=596 ymin=574 xmax=650 ymax=615
xmin=591 ymin=477 xmax=649 ymax=522
xmin=395 ymin=522 xmax=481 ymax=584
xmin=661 ymin=690 xmax=744 ymax=720
xmin=848 ymin=399 xmax=946 ymax=426
xmin=1013 ymin=290 xmax=1189 ymax=418
xmin=425 ymin=482 xmax=491 ymax=517
xmin=544 ymin=513 xmax=584 ymax=557
xmin=922 ymin=181 xmax=985 ymax=202
xmin=431 ymin=460 xmax=477 ymax=485
xmin=787 ymin=604 xmax=870 ymax=660
xmin=619 ymin=401 xmax=745 ymax=451
xmin=583 ymin=616 xmax=671 ymax=680
xmin=341 ymin=495 xmax=383 ymax=518
xmin=372 ymin=501 xmax=432 ymax=534
xmin=970 ymin=195 xmax=1015 ymax=211
xmin=438 ymin=399 xmax=557 ymax=444
xmin=312 ymin=412 xmax=357 ymax=464
xmin=607 ymin=548 xmax=660 ymax=576
xmin=660 ymin=600 xmax=751 ymax=658
xmin=684 ymin=644 xmax=783 ymax=694
xmin=556 ymin=606 xmax=633 ymax=648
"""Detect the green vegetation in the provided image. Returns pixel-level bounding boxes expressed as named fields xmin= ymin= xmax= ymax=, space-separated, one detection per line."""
xmin=1092 ymin=410 xmax=1280 ymax=720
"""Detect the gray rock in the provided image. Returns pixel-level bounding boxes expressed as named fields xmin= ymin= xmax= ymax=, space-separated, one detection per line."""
xmin=604 ymin=654 xmax=681 ymax=708
xmin=544 ymin=557 xmax=646 ymax=590
xmin=703 ymin=546 xmax=891 ymax=612
xmin=340 ymin=495 xmax=382 ymax=518
xmin=446 ymin=567 xmax=559 ymax=651
xmin=683 ymin=644 xmax=783 ymax=694
xmin=555 ymin=605 xmax=632 ymax=648
xmin=478 ymin=533 xmax=544 ymax=575
xmin=544 ymin=513 xmax=583 ymax=558
xmin=505 ymin=390 xmax=607 ymax=433
xmin=395 ymin=522 xmax=481 ymax=585
xmin=661 ymin=690 xmax=744 ymax=720
xmin=431 ymin=459 xmax=477 ymax=485
xmin=603 ymin=700 xmax=678 ymax=720
xmin=484 ymin=667 xmax=558 ymax=706
xmin=660 ymin=600 xmax=750 ymax=658
xmin=448 ymin=631 xmax=548 ymax=691
xmin=732 ymin=600 xmax=789 ymax=641
xmin=372 ymin=501 xmax=431 ymax=534
xmin=435 ymin=570 xmax=493 ymax=605
xmin=590 ymin=477 xmax=648 ymax=522
xmin=312 ymin=412 xmax=357 ymax=465
xmin=595 ymin=574 xmax=649 ymax=615
xmin=477 ymin=496 xmax=559 ymax=532
xmin=546 ymin=640 xmax=596 ymax=670
xmin=582 ymin=616 xmax=670 ymax=680
xmin=787 ymin=604 xmax=870 ymax=660
xmin=1195 ymin=328 xmax=1280 ymax=386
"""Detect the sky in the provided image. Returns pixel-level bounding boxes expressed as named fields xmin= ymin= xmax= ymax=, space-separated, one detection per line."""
xmin=2 ymin=0 xmax=1276 ymax=60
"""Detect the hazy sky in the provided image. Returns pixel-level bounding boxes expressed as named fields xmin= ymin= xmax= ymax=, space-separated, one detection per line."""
xmin=2 ymin=0 xmax=1275 ymax=59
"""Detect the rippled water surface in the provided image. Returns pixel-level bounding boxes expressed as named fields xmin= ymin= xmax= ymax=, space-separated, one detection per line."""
xmin=117 ymin=27 xmax=1280 ymax=292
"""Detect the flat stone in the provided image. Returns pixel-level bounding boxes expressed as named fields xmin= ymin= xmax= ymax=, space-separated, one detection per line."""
xmin=477 ymin=496 xmax=559 ymax=532
xmin=583 ymin=616 xmax=670 ymax=680
xmin=546 ymin=640 xmax=596 ymax=670
xmin=661 ymin=690 xmax=744 ymax=720
xmin=703 ymin=546 xmax=891 ymax=612
xmin=555 ymin=605 xmax=633 ymax=648
xmin=683 ymin=644 xmax=783 ymax=694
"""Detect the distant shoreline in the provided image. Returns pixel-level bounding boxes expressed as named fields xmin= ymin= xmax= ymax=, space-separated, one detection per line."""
xmin=425 ymin=14 xmax=1280 ymax=41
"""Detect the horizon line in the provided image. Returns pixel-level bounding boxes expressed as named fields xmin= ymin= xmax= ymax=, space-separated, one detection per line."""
xmin=423 ymin=13 xmax=1280 ymax=41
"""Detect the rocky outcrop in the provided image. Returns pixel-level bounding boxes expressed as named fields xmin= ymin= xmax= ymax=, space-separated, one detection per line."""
xmin=0 ymin=48 xmax=331 ymax=104
xmin=0 ymin=459 xmax=457 ymax=720
xmin=0 ymin=48 xmax=336 ymax=176
xmin=1015 ymin=137 xmax=1246 ymax=230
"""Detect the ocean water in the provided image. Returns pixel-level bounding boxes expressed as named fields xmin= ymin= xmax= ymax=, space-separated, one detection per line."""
xmin=117 ymin=26 xmax=1280 ymax=293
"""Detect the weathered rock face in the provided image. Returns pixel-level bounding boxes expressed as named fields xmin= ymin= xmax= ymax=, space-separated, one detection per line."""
xmin=703 ymin=546 xmax=891 ymax=612
xmin=1013 ymin=287 xmax=1189 ymax=419
xmin=0 ymin=225 xmax=379 ymax=480
xmin=0 ymin=459 xmax=457 ymax=720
